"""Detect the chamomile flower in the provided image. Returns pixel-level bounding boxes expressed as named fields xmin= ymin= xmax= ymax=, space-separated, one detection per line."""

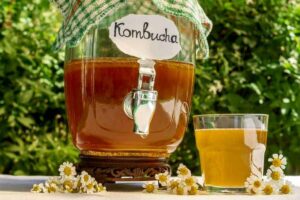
xmin=59 ymin=162 xmax=76 ymax=178
xmin=48 ymin=177 xmax=60 ymax=185
xmin=31 ymin=183 xmax=44 ymax=193
xmin=143 ymin=182 xmax=158 ymax=193
xmin=268 ymin=154 xmax=287 ymax=169
xmin=177 ymin=164 xmax=191 ymax=179
xmin=183 ymin=176 xmax=198 ymax=190
xmin=262 ymin=182 xmax=277 ymax=195
xmin=31 ymin=161 xmax=108 ymax=194
xmin=188 ymin=185 xmax=199 ymax=195
xmin=167 ymin=179 xmax=180 ymax=192
xmin=266 ymin=166 xmax=285 ymax=182
xmin=244 ymin=175 xmax=263 ymax=194
xmin=279 ymin=181 xmax=293 ymax=194
xmin=80 ymin=171 xmax=93 ymax=186
xmin=84 ymin=180 xmax=97 ymax=194
xmin=155 ymin=171 xmax=170 ymax=186
xmin=44 ymin=181 xmax=59 ymax=193
xmin=95 ymin=183 xmax=106 ymax=193
xmin=174 ymin=183 xmax=188 ymax=195
xmin=61 ymin=177 xmax=76 ymax=193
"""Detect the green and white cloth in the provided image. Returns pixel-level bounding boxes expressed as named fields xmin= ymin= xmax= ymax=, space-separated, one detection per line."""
xmin=51 ymin=0 xmax=212 ymax=58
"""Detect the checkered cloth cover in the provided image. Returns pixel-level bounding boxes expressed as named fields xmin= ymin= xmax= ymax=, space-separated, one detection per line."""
xmin=51 ymin=0 xmax=212 ymax=58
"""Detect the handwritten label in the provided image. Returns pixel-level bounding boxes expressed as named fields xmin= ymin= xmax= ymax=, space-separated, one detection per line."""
xmin=109 ymin=14 xmax=181 ymax=60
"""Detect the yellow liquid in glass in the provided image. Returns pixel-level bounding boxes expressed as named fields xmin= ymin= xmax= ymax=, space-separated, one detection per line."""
xmin=195 ymin=129 xmax=267 ymax=187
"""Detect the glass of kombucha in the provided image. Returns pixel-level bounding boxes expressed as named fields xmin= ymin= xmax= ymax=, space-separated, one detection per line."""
xmin=193 ymin=114 xmax=268 ymax=193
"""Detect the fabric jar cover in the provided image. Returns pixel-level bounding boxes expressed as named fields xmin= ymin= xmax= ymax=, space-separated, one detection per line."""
xmin=50 ymin=0 xmax=212 ymax=58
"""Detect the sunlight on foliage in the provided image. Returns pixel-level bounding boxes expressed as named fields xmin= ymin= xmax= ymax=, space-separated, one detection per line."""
xmin=0 ymin=0 xmax=299 ymax=175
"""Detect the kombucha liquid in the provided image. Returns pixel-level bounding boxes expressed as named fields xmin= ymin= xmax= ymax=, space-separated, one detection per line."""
xmin=64 ymin=58 xmax=194 ymax=154
xmin=195 ymin=129 xmax=267 ymax=187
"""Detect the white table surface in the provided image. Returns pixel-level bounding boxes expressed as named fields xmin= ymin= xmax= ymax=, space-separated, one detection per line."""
xmin=0 ymin=175 xmax=299 ymax=200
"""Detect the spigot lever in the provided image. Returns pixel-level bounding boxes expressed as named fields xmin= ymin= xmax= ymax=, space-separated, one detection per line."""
xmin=123 ymin=59 xmax=158 ymax=138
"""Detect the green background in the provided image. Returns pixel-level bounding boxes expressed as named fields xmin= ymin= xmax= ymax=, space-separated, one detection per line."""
xmin=0 ymin=0 xmax=299 ymax=175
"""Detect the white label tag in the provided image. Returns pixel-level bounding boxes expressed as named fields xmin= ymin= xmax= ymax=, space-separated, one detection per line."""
xmin=109 ymin=14 xmax=181 ymax=60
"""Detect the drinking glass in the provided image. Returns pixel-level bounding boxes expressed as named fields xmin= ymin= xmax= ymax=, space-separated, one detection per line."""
xmin=193 ymin=114 xmax=268 ymax=193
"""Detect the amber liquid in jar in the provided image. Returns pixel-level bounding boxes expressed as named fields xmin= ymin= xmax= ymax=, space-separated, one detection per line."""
xmin=64 ymin=58 xmax=194 ymax=155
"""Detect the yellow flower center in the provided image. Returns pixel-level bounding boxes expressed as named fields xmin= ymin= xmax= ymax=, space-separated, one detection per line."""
xmin=96 ymin=185 xmax=105 ymax=192
xmin=63 ymin=180 xmax=73 ymax=189
xmin=64 ymin=167 xmax=72 ymax=176
xmin=272 ymin=158 xmax=282 ymax=167
xmin=87 ymin=183 xmax=94 ymax=190
xmin=145 ymin=184 xmax=155 ymax=193
xmin=185 ymin=177 xmax=195 ymax=186
xmin=176 ymin=186 xmax=185 ymax=195
xmin=48 ymin=186 xmax=57 ymax=193
xmin=188 ymin=186 xmax=198 ymax=195
xmin=169 ymin=181 xmax=179 ymax=189
xmin=83 ymin=175 xmax=90 ymax=182
xmin=280 ymin=185 xmax=291 ymax=194
xmin=179 ymin=168 xmax=189 ymax=176
xmin=263 ymin=185 xmax=273 ymax=195
xmin=32 ymin=185 xmax=40 ymax=192
xmin=159 ymin=175 xmax=167 ymax=182
xmin=253 ymin=180 xmax=261 ymax=188
xmin=271 ymin=171 xmax=281 ymax=181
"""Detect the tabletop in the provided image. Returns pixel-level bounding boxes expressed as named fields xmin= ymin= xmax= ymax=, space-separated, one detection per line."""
xmin=0 ymin=175 xmax=299 ymax=200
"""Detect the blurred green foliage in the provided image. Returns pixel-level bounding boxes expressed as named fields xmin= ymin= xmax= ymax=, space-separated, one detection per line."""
xmin=0 ymin=0 xmax=299 ymax=175
xmin=0 ymin=0 xmax=78 ymax=175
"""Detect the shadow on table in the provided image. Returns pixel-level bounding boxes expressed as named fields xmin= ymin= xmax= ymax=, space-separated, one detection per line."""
xmin=106 ymin=182 xmax=143 ymax=192
xmin=0 ymin=175 xmax=48 ymax=192
xmin=0 ymin=175 xmax=144 ymax=192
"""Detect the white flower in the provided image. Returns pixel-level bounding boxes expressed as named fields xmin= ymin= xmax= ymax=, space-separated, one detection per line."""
xmin=182 ymin=176 xmax=198 ymax=190
xmin=83 ymin=180 xmax=97 ymax=194
xmin=188 ymin=185 xmax=199 ymax=195
xmin=48 ymin=176 xmax=60 ymax=185
xmin=143 ymin=182 xmax=158 ymax=193
xmin=167 ymin=179 xmax=180 ymax=193
xmin=266 ymin=166 xmax=285 ymax=182
xmin=80 ymin=171 xmax=93 ymax=187
xmin=173 ymin=183 xmax=188 ymax=195
xmin=244 ymin=175 xmax=263 ymax=194
xmin=44 ymin=181 xmax=59 ymax=193
xmin=60 ymin=177 xmax=77 ymax=193
xmin=58 ymin=162 xmax=76 ymax=178
xmin=31 ymin=183 xmax=44 ymax=193
xmin=30 ymin=162 xmax=108 ymax=194
xmin=262 ymin=182 xmax=278 ymax=195
xmin=155 ymin=171 xmax=170 ymax=186
xmin=176 ymin=164 xmax=191 ymax=179
xmin=279 ymin=180 xmax=293 ymax=194
xmin=268 ymin=154 xmax=287 ymax=169
xmin=95 ymin=183 xmax=106 ymax=193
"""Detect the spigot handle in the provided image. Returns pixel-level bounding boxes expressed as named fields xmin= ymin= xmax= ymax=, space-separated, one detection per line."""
xmin=123 ymin=59 xmax=158 ymax=138
xmin=137 ymin=59 xmax=156 ymax=90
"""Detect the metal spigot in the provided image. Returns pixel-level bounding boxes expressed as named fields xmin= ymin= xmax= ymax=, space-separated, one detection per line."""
xmin=123 ymin=59 xmax=157 ymax=138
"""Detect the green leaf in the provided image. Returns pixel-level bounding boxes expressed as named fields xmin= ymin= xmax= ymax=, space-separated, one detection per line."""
xmin=17 ymin=117 xmax=35 ymax=128
xmin=0 ymin=107 xmax=5 ymax=116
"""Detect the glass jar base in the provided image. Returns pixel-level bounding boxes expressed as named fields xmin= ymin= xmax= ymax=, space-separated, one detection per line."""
xmin=205 ymin=186 xmax=246 ymax=194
